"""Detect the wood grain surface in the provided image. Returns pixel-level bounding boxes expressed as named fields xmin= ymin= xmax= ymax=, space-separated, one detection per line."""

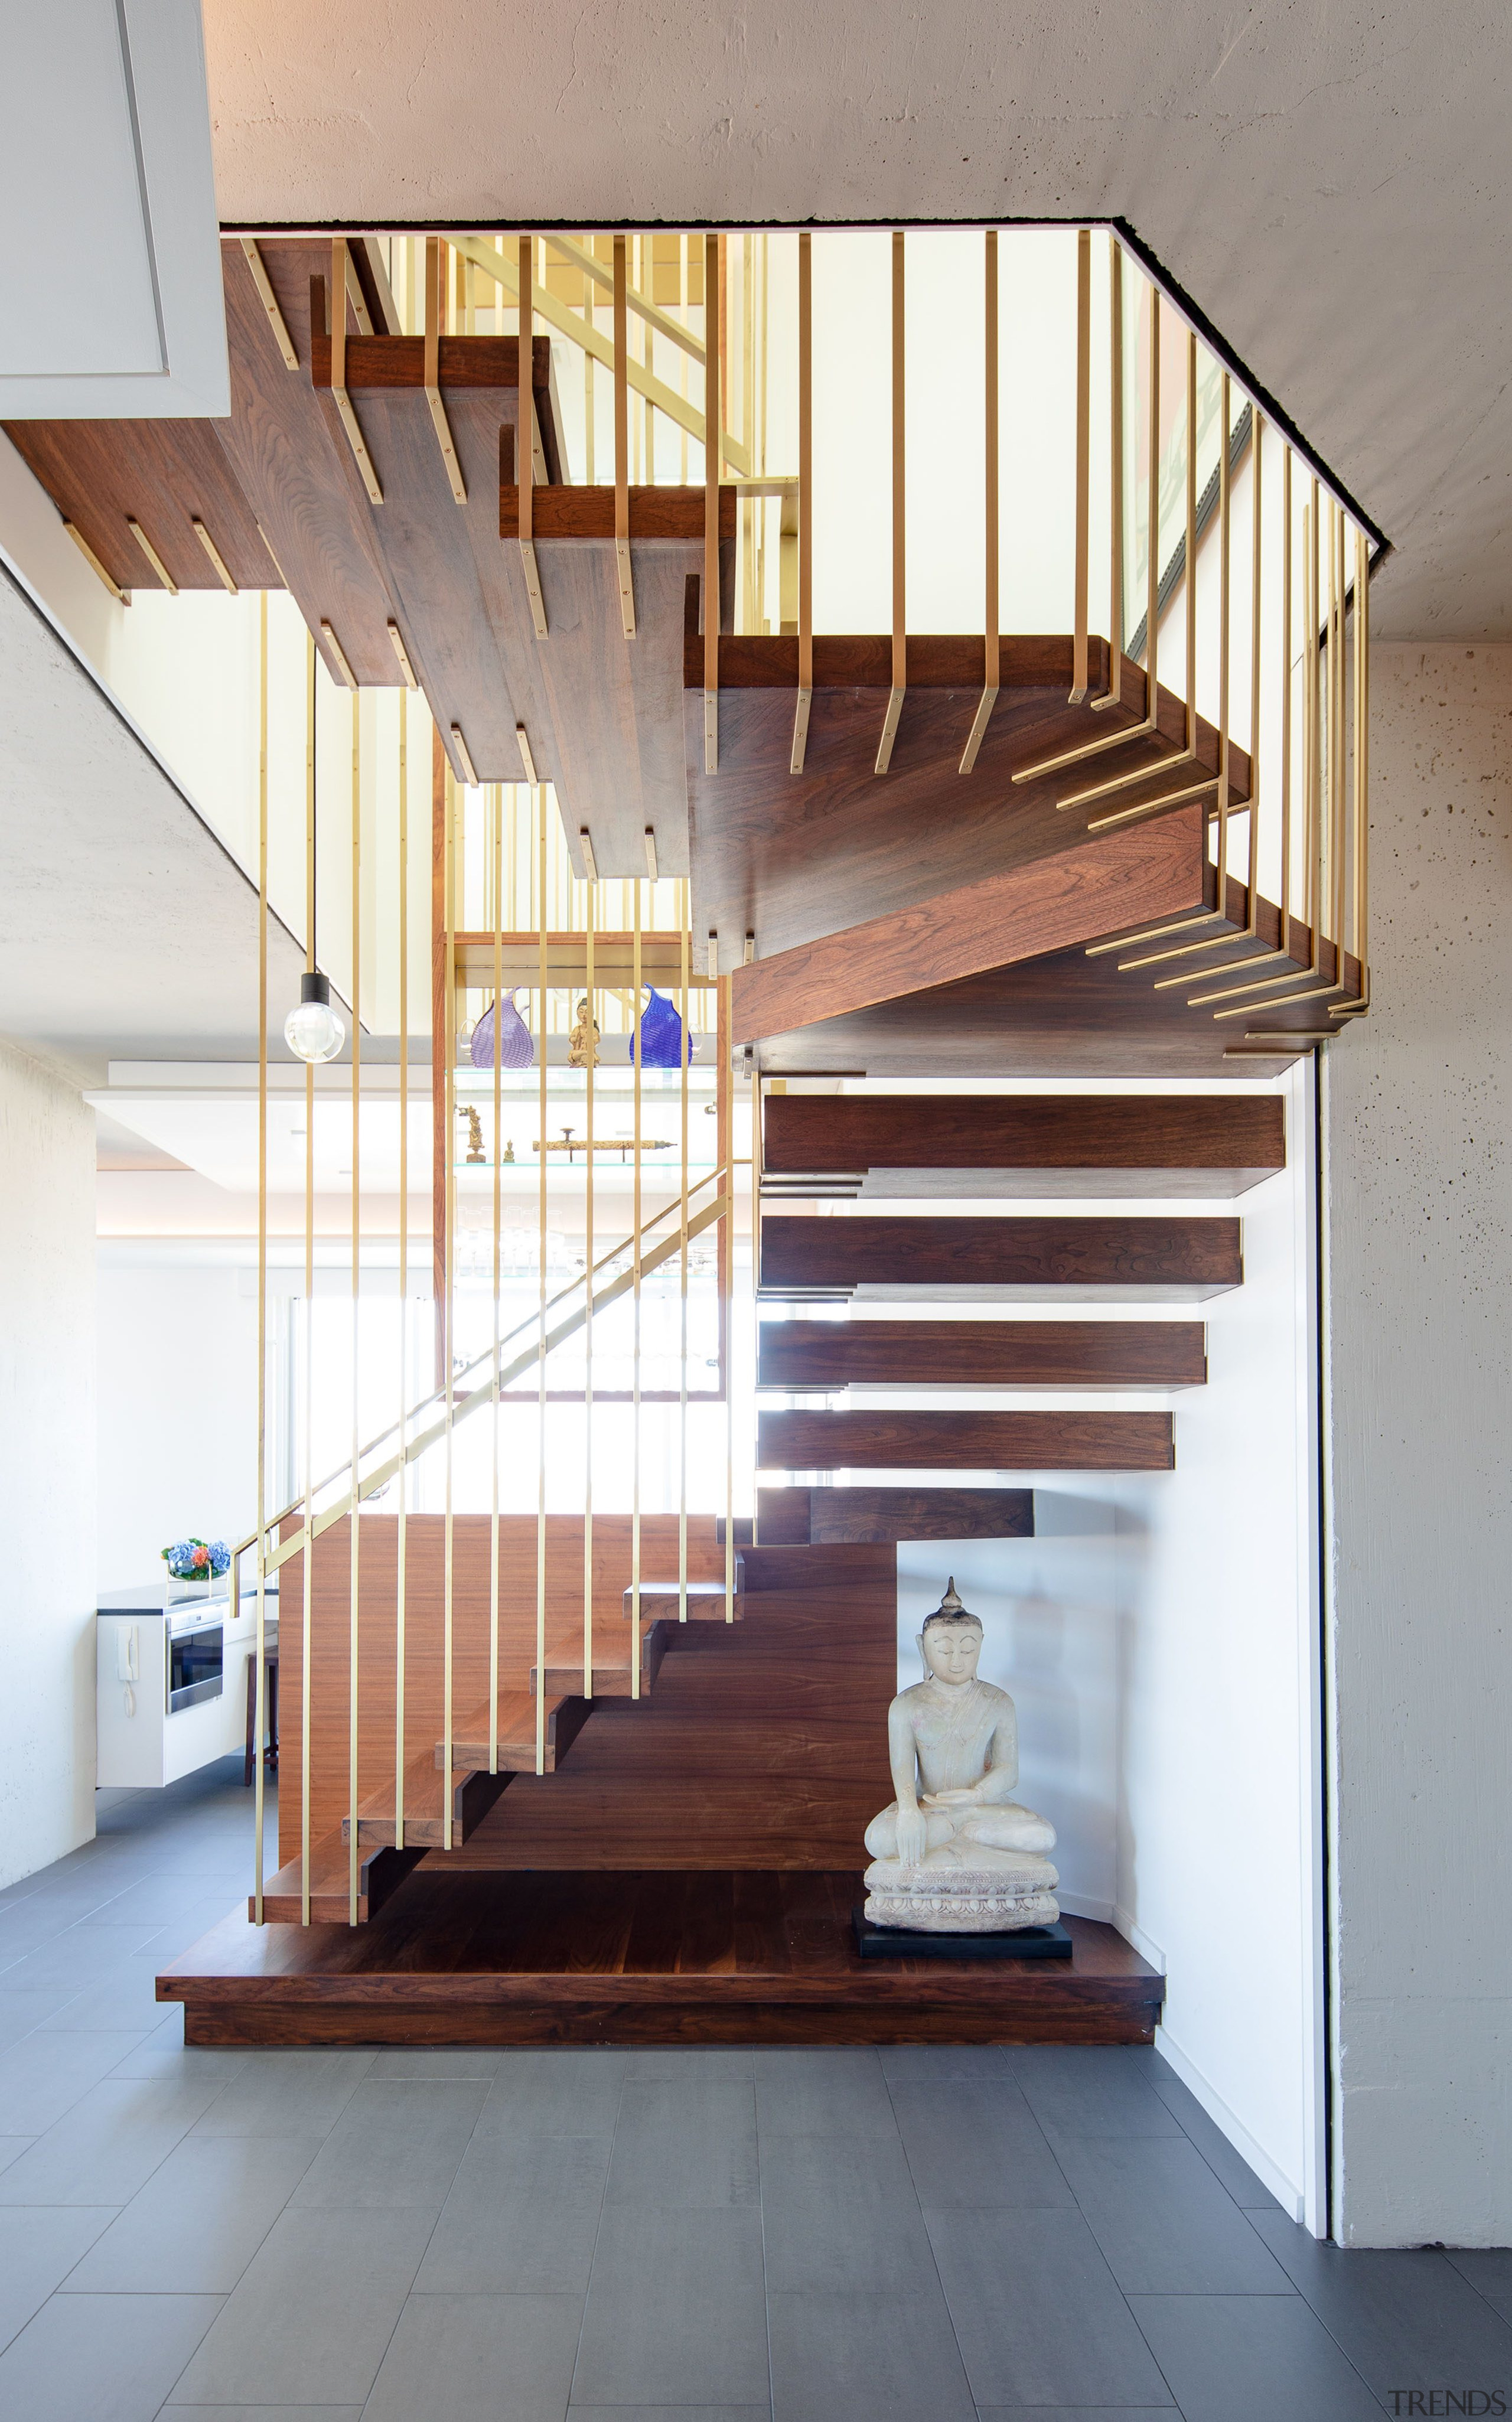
xmin=731 ymin=807 xmax=1204 ymax=1039
xmin=760 ymin=1409 xmax=1175 ymax=1473
xmin=759 ymin=1213 xmax=1243 ymax=1296
xmin=159 ymin=1880 xmax=1164 ymax=2046
xmin=758 ymin=1319 xmax=1208 ymax=1389
xmin=754 ymin=1487 xmax=1036 ymax=1544
xmin=762 ymin=1093 xmax=1284 ymax=1184
xmin=687 ymin=638 xmax=1247 ymax=967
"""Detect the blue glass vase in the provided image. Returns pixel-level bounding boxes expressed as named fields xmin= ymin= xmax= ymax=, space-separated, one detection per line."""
xmin=470 ymin=990 xmax=533 ymax=1070
xmin=628 ymin=985 xmax=689 ymax=1069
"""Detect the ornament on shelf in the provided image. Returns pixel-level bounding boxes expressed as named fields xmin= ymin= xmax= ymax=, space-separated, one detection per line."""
xmin=568 ymin=995 xmax=601 ymax=1068
xmin=628 ymin=985 xmax=689 ymax=1069
xmin=470 ymin=990 xmax=533 ymax=1070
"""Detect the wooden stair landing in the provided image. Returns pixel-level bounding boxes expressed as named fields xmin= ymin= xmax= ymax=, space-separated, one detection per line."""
xmin=165 ymin=1870 xmax=1165 ymax=2047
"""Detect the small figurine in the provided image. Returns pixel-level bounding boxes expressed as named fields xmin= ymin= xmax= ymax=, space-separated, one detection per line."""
xmin=568 ymin=996 xmax=601 ymax=1069
xmin=462 ymin=1106 xmax=486 ymax=1163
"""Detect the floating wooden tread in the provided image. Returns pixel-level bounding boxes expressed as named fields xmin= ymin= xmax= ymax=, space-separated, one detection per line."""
xmin=439 ymin=1691 xmax=591 ymax=1775
xmin=760 ymin=1214 xmax=1241 ymax=1300
xmin=758 ymin=1318 xmax=1207 ymax=1390
xmin=621 ymin=1583 xmax=744 ymax=1621
xmin=762 ymin=1093 xmax=1284 ymax=1198
xmin=249 ymin=1833 xmax=422 ymax=1926
xmin=532 ymin=1620 xmax=669 ymax=1700
xmin=755 ymin=1486 xmax=1035 ymax=1545
xmin=343 ymin=1754 xmax=510 ymax=1852
xmin=760 ymin=1409 xmax=1174 ymax=1474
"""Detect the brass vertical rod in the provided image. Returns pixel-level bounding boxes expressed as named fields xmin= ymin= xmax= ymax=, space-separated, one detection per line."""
xmin=750 ymin=1064 xmax=762 ymax=1546
xmin=301 ymin=636 xmax=315 ymax=1924
xmin=536 ymin=787 xmax=548 ymax=1773
xmin=1106 ymin=237 xmax=1124 ymax=708
xmin=875 ymin=231 xmax=906 ymax=775
xmin=679 ymin=886 xmax=690 ymax=1619
xmin=583 ymin=875 xmax=595 ymax=1689
xmin=1070 ymin=227 xmax=1091 ymax=704
xmin=1247 ymin=409 xmax=1263 ymax=935
xmin=1280 ymin=447 xmax=1292 ymax=957
xmin=1148 ymin=291 xmax=1161 ymax=712
xmin=1184 ymin=333 xmax=1198 ymax=765
xmin=395 ymin=689 xmax=408 ymax=1848
xmin=489 ymin=780 xmax=503 ymax=1769
xmin=1308 ymin=486 xmax=1322 ymax=975
xmin=612 ymin=233 xmax=634 ymax=637
xmin=1216 ymin=371 xmax=1232 ymax=921
xmin=253 ymin=591 xmax=268 ymax=1925
xmin=790 ymin=231 xmax=812 ymax=775
xmin=721 ymin=970 xmax=734 ymax=1621
xmin=517 ymin=234 xmax=546 ymax=635
xmin=959 ymin=228 xmax=998 ymax=775
xmin=441 ymin=757 xmax=455 ymax=1850
xmin=1333 ymin=504 xmax=1347 ymax=957
xmin=1356 ymin=523 xmax=1370 ymax=985
xmin=630 ymin=876 xmax=642 ymax=1694
xmin=703 ymin=232 xmax=721 ymax=772
xmin=348 ymin=688 xmax=361 ymax=1923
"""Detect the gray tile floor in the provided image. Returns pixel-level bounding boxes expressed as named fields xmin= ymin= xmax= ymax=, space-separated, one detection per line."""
xmin=0 ymin=1761 xmax=1507 ymax=2420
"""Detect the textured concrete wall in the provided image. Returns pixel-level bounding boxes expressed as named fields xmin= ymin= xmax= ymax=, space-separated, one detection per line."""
xmin=0 ymin=1044 xmax=97 ymax=1886
xmin=1325 ymin=643 xmax=1512 ymax=2245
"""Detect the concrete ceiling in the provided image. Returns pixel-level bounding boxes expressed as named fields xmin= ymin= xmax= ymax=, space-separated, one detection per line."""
xmin=203 ymin=0 xmax=1510 ymax=641
xmin=0 ymin=563 xmax=305 ymax=1084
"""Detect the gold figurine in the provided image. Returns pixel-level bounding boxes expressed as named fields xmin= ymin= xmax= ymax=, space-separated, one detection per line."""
xmin=567 ymin=995 xmax=601 ymax=1069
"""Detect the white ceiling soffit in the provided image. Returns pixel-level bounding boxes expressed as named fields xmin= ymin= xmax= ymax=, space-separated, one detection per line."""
xmin=204 ymin=0 xmax=1511 ymax=640
xmin=0 ymin=0 xmax=229 ymax=417
xmin=0 ymin=562 xmax=301 ymax=1071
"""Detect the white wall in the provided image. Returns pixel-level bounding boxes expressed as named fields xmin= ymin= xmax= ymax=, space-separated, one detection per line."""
xmin=96 ymin=1250 xmax=259 ymax=1591
xmin=884 ymin=1064 xmax=1322 ymax=2225
xmin=1116 ymin=1058 xmax=1322 ymax=2228
xmin=1324 ymin=644 xmax=1512 ymax=2248
xmin=0 ymin=1044 xmax=97 ymax=1886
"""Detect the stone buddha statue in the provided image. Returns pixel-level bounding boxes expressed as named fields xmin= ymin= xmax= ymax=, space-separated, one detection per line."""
xmin=863 ymin=1579 xmax=1060 ymax=1933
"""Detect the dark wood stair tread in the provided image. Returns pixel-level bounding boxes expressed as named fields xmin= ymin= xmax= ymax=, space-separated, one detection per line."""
xmin=758 ymin=1318 xmax=1207 ymax=1390
xmin=762 ymin=1092 xmax=1283 ymax=1197
xmin=760 ymin=1214 xmax=1241 ymax=1300
xmin=620 ymin=1579 xmax=744 ymax=1621
xmin=250 ymin=1833 xmax=422 ymax=1926
xmin=755 ymin=1486 xmax=1035 ymax=1544
xmin=438 ymin=1691 xmax=591 ymax=1774
xmin=532 ymin=1621 xmax=669 ymax=1699
xmin=759 ymin=1407 xmax=1174 ymax=1472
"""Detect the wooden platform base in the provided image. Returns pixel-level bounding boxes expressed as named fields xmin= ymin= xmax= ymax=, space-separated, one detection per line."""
xmin=157 ymin=1869 xmax=1164 ymax=2048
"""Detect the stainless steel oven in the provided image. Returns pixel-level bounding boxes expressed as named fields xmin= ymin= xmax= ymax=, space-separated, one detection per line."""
xmin=165 ymin=1603 xmax=224 ymax=1713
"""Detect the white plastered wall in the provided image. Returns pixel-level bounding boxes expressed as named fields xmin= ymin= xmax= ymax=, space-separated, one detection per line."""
xmin=1324 ymin=643 xmax=1512 ymax=2248
xmin=0 ymin=1044 xmax=97 ymax=1886
xmin=886 ymin=1059 xmax=1322 ymax=2225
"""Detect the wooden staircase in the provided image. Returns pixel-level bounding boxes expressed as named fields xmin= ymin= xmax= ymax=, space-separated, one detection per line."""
xmin=754 ymin=1088 xmax=1273 ymax=1525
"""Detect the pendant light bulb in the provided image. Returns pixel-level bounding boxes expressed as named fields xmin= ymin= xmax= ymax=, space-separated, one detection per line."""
xmin=284 ymin=970 xmax=346 ymax=1064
